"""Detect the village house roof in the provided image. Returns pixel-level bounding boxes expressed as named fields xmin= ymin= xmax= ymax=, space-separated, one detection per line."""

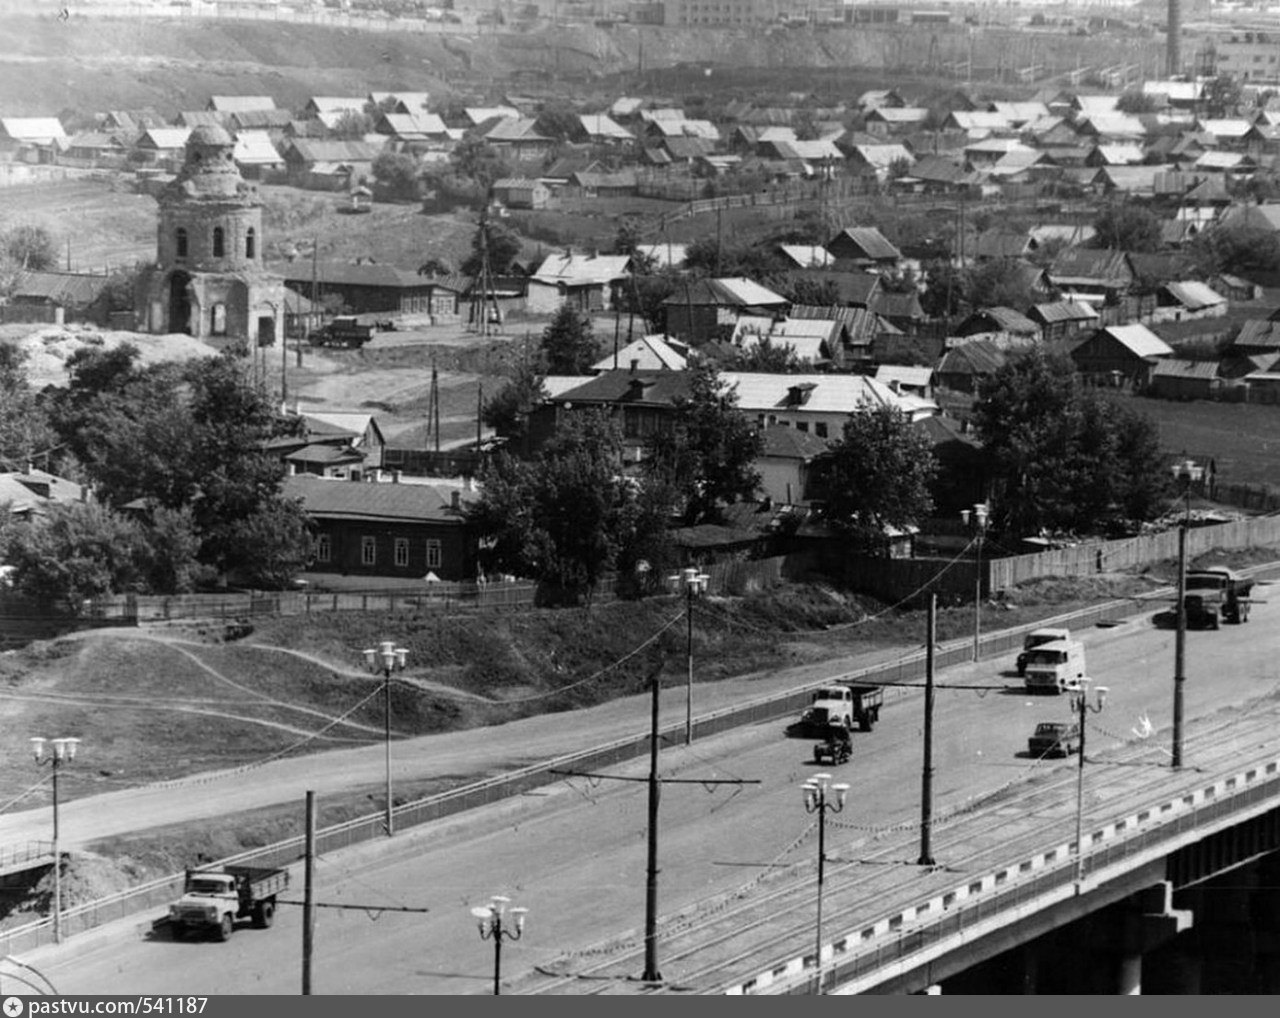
xmin=946 ymin=111 xmax=1012 ymax=133
xmin=959 ymin=307 xmax=1039 ymax=335
xmin=1078 ymin=113 xmax=1146 ymax=139
xmin=1090 ymin=323 xmax=1174 ymax=359
xmin=1092 ymin=143 xmax=1146 ymax=165
xmin=779 ymin=245 xmax=835 ymax=269
xmin=548 ymin=370 xmax=693 ymax=408
xmin=208 ymin=96 xmax=276 ymax=114
xmin=1219 ymin=203 xmax=1280 ymax=232
xmin=1150 ymin=358 xmax=1220 ymax=381
xmin=307 ymin=97 xmax=366 ymax=116
xmin=464 ymin=106 xmax=521 ymax=126
xmin=759 ymin=425 xmax=832 ymax=460
xmin=868 ymin=107 xmax=930 ymax=125
xmin=591 ymin=334 xmax=688 ymax=372
xmin=990 ymin=101 xmax=1050 ymax=126
xmin=9 ymin=271 xmax=110 ymax=306
xmin=971 ymin=230 xmax=1035 ymax=260
xmin=789 ymin=304 xmax=890 ymax=344
xmin=635 ymin=243 xmax=688 ymax=269
xmin=937 ymin=339 xmax=1009 ymax=378
xmin=1029 ymin=300 xmax=1099 ymax=325
xmin=1232 ymin=320 xmax=1280 ymax=350
xmin=368 ymin=92 xmax=431 ymax=114
xmin=722 ymin=372 xmax=906 ymax=415
xmin=875 ymin=364 xmax=934 ymax=390
xmin=531 ymin=251 xmax=631 ymax=286
xmin=1143 ymin=80 xmax=1203 ymax=104
xmin=379 ymin=112 xmax=448 ymax=140
xmin=577 ymin=114 xmax=633 ymax=140
xmin=285 ymin=138 xmax=384 ymax=164
xmin=847 ymin=144 xmax=914 ymax=172
xmin=1050 ymin=247 xmax=1132 ymax=286
xmin=731 ymin=318 xmax=841 ymax=364
xmin=66 ymin=131 xmax=127 ymax=153
xmin=480 ymin=118 xmax=549 ymax=144
xmin=662 ymin=277 xmax=788 ymax=308
xmin=609 ymin=97 xmax=646 ymax=119
xmin=233 ymin=132 xmax=282 ymax=165
xmin=1162 ymin=281 xmax=1226 ymax=311
xmin=175 ymin=111 xmax=225 ymax=129
xmin=137 ymin=127 xmax=192 ymax=151
xmin=227 ymin=109 xmax=293 ymax=132
xmin=283 ymin=475 xmax=469 ymax=524
xmin=1199 ymin=118 xmax=1252 ymax=140
xmin=1 ymin=117 xmax=67 ymax=144
xmin=830 ymin=227 xmax=901 ymax=262
xmin=279 ymin=261 xmax=424 ymax=288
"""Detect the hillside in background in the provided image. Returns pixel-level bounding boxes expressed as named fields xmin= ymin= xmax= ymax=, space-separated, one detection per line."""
xmin=0 ymin=13 xmax=1164 ymax=118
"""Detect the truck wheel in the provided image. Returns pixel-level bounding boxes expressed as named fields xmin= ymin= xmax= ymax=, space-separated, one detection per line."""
xmin=254 ymin=901 xmax=275 ymax=929
xmin=217 ymin=914 xmax=234 ymax=942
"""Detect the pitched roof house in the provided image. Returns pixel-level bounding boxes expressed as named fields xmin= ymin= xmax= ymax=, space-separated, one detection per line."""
xmin=1071 ymin=324 xmax=1174 ymax=387
xmin=827 ymin=227 xmax=902 ymax=269
xmin=527 ymin=251 xmax=632 ymax=314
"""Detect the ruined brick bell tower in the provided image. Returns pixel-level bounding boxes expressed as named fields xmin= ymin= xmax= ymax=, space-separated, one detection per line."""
xmin=144 ymin=124 xmax=284 ymax=345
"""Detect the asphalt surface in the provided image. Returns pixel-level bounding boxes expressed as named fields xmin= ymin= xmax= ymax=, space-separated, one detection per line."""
xmin=14 ymin=591 xmax=1280 ymax=995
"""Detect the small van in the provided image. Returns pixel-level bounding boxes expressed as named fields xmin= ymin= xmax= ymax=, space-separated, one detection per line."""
xmin=1023 ymin=639 xmax=1087 ymax=694
xmin=1016 ymin=627 xmax=1071 ymax=676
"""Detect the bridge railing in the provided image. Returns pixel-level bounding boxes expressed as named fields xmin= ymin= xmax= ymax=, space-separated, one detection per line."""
xmin=729 ymin=756 xmax=1280 ymax=994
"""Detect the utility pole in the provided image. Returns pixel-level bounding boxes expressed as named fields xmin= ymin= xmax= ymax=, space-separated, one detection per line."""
xmin=302 ymin=790 xmax=315 ymax=995
xmin=432 ymin=361 xmax=441 ymax=454
xmin=549 ymin=660 xmax=758 ymax=987
xmin=918 ymin=594 xmax=936 ymax=867
xmin=1172 ymin=514 xmax=1188 ymax=768
xmin=476 ymin=381 xmax=483 ymax=455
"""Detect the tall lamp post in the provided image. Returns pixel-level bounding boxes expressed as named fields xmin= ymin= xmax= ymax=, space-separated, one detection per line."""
xmin=471 ymin=895 xmax=528 ymax=995
xmin=362 ymin=640 xmax=408 ymax=836
xmin=1070 ymin=681 xmax=1108 ymax=887
xmin=960 ymin=502 xmax=990 ymax=663
xmin=1171 ymin=459 xmax=1200 ymax=769
xmin=801 ymin=772 xmax=848 ymax=994
xmin=30 ymin=736 xmax=80 ymax=945
xmin=669 ymin=567 xmax=709 ymax=746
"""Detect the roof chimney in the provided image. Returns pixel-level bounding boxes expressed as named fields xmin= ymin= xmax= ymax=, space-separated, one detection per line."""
xmin=630 ymin=358 xmax=639 ymax=373
xmin=451 ymin=489 xmax=461 ymax=510
xmin=392 ymin=469 xmax=402 ymax=484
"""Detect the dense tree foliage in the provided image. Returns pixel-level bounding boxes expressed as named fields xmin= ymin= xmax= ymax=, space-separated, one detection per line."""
xmin=460 ymin=218 xmax=523 ymax=277
xmin=372 ymin=151 xmax=422 ymax=201
xmin=0 ymin=345 xmax=56 ymax=471
xmin=1093 ymin=204 xmax=1162 ymax=253
xmin=1188 ymin=225 xmax=1280 ymax=279
xmin=644 ymin=362 xmax=763 ymax=524
xmin=481 ymin=357 xmax=547 ymax=448
xmin=539 ymin=304 xmax=600 ymax=374
xmin=818 ymin=407 xmax=937 ymax=552
xmin=468 ymin=411 xmax=634 ymax=603
xmin=4 ymin=501 xmax=145 ymax=608
xmin=974 ymin=349 xmax=1172 ymax=537
xmin=2 ymin=224 xmax=57 ymax=272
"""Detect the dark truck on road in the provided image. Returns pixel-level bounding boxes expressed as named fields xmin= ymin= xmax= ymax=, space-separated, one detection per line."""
xmin=158 ymin=865 xmax=288 ymax=941
xmin=309 ymin=315 xmax=376 ymax=348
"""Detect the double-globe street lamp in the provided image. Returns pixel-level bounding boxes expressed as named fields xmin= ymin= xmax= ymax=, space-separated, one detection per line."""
xmin=960 ymin=502 xmax=991 ymax=663
xmin=30 ymin=736 xmax=81 ymax=945
xmin=801 ymin=772 xmax=848 ymax=994
xmin=471 ymin=895 xmax=528 ymax=995
xmin=1070 ymin=681 xmax=1109 ymax=887
xmin=362 ymin=640 xmax=408 ymax=836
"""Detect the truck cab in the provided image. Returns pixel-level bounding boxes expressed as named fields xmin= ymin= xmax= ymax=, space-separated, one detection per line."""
xmin=1022 ymin=639 xmax=1087 ymax=694
xmin=169 ymin=873 xmax=241 ymax=941
xmin=802 ymin=686 xmax=858 ymax=731
xmin=1016 ymin=627 xmax=1071 ymax=676
xmin=1186 ymin=566 xmax=1253 ymax=624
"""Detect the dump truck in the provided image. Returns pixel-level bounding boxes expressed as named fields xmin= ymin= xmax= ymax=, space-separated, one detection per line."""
xmin=795 ymin=682 xmax=883 ymax=735
xmin=309 ymin=315 xmax=376 ymax=348
xmin=159 ymin=865 xmax=288 ymax=942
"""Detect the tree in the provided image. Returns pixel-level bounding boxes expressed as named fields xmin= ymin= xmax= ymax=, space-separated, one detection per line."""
xmin=920 ymin=258 xmax=967 ymax=318
xmin=785 ymin=277 xmax=842 ymax=307
xmin=4 ymin=501 xmax=144 ymax=609
xmin=1116 ymin=90 xmax=1159 ymax=114
xmin=482 ymin=358 xmax=547 ymax=447
xmin=329 ymin=110 xmax=376 ymax=139
xmin=1188 ymin=224 xmax=1280 ymax=279
xmin=1093 ymin=204 xmax=1162 ymax=253
xmin=966 ymin=258 xmax=1035 ymax=309
xmin=468 ymin=410 xmax=632 ymax=602
xmin=974 ymin=349 xmax=1173 ymax=536
xmin=644 ymin=362 xmax=762 ymax=524
xmin=449 ymin=136 xmax=510 ymax=191
xmin=372 ymin=151 xmax=422 ymax=201
xmin=540 ymin=304 xmax=599 ymax=374
xmin=0 ymin=345 xmax=55 ymax=471
xmin=791 ymin=109 xmax=819 ymax=141
xmin=726 ymin=333 xmax=803 ymax=372
xmin=2 ymin=224 xmax=57 ymax=272
xmin=137 ymin=505 xmax=211 ymax=594
xmin=533 ymin=101 xmax=580 ymax=142
xmin=460 ymin=217 xmax=523 ymax=277
xmin=1204 ymin=74 xmax=1243 ymax=118
xmin=819 ymin=406 xmax=937 ymax=552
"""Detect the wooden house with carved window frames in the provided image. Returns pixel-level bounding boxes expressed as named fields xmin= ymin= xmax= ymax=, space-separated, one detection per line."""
xmin=284 ymin=474 xmax=477 ymax=581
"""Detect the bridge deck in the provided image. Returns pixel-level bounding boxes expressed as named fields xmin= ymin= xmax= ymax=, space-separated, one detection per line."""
xmin=511 ymin=692 xmax=1280 ymax=994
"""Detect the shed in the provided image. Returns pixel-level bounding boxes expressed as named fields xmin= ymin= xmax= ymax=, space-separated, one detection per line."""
xmin=1149 ymin=358 xmax=1223 ymax=400
xmin=1071 ymin=324 xmax=1174 ymax=388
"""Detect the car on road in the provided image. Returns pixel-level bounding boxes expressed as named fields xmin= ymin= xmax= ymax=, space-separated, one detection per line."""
xmin=1028 ymin=721 xmax=1081 ymax=758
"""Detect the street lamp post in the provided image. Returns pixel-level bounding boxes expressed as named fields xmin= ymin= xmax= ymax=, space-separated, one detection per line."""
xmin=471 ymin=895 xmax=528 ymax=995
xmin=30 ymin=736 xmax=80 ymax=945
xmin=801 ymin=772 xmax=848 ymax=994
xmin=1171 ymin=459 xmax=1200 ymax=769
xmin=669 ymin=567 xmax=709 ymax=746
xmin=1070 ymin=681 xmax=1108 ymax=887
xmin=362 ymin=640 xmax=408 ymax=836
xmin=960 ymin=502 xmax=990 ymax=663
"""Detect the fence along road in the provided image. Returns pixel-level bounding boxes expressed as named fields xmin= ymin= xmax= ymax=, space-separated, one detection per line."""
xmin=8 ymin=555 xmax=1269 ymax=959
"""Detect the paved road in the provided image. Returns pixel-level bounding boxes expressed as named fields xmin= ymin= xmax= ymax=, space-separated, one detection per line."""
xmin=16 ymin=594 xmax=1280 ymax=994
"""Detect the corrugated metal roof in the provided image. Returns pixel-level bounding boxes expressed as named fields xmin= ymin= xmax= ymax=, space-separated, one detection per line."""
xmin=759 ymin=425 xmax=831 ymax=459
xmin=1151 ymin=358 xmax=1220 ymax=380
xmin=10 ymin=271 xmax=109 ymax=306
xmin=210 ymin=95 xmax=276 ymax=113
xmin=721 ymin=372 xmax=903 ymax=415
xmin=590 ymin=335 xmax=687 ymax=372
xmin=832 ymin=227 xmax=901 ymax=262
xmin=278 ymin=261 xmax=424 ymax=289
xmin=1031 ymin=301 xmax=1098 ymax=324
xmin=1232 ymin=320 xmax=1280 ymax=350
xmin=532 ymin=252 xmax=631 ymax=286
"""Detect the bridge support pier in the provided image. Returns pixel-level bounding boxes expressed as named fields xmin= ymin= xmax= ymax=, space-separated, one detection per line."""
xmin=1103 ymin=881 xmax=1193 ymax=995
